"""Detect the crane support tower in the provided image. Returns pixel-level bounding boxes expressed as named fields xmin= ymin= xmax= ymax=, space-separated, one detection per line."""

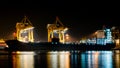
xmin=47 ymin=16 xmax=68 ymax=43
xmin=16 ymin=16 xmax=34 ymax=43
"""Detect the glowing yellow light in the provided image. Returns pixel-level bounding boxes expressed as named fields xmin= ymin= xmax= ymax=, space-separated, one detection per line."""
xmin=116 ymin=39 xmax=119 ymax=45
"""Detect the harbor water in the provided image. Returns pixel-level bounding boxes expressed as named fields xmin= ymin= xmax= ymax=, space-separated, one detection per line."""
xmin=0 ymin=49 xmax=120 ymax=68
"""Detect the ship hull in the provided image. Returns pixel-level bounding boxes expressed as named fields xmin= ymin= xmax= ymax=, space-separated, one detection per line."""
xmin=5 ymin=40 xmax=116 ymax=51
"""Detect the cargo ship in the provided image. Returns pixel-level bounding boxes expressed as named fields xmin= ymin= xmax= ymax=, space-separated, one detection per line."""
xmin=5 ymin=38 xmax=116 ymax=51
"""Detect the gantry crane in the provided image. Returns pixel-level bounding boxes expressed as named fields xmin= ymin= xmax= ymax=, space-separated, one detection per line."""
xmin=47 ymin=16 xmax=68 ymax=43
xmin=16 ymin=16 xmax=34 ymax=42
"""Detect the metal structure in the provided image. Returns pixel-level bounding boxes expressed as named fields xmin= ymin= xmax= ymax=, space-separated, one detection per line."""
xmin=111 ymin=27 xmax=120 ymax=45
xmin=47 ymin=16 xmax=68 ymax=43
xmin=16 ymin=16 xmax=34 ymax=43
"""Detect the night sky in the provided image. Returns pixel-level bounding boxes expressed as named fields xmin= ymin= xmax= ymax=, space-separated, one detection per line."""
xmin=0 ymin=1 xmax=120 ymax=41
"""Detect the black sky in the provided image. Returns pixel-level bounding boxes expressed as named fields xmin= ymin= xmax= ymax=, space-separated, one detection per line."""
xmin=0 ymin=1 xmax=120 ymax=41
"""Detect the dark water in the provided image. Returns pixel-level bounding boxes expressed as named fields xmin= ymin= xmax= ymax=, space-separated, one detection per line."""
xmin=0 ymin=50 xmax=120 ymax=68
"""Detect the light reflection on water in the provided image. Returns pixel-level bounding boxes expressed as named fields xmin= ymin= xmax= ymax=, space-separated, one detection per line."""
xmin=81 ymin=51 xmax=113 ymax=68
xmin=47 ymin=51 xmax=70 ymax=68
xmin=12 ymin=51 xmax=35 ymax=68
xmin=113 ymin=50 xmax=120 ymax=68
xmin=0 ymin=50 xmax=120 ymax=68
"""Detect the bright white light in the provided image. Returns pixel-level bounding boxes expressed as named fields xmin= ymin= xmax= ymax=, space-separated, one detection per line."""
xmin=23 ymin=27 xmax=34 ymax=31
xmin=64 ymin=28 xmax=68 ymax=31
